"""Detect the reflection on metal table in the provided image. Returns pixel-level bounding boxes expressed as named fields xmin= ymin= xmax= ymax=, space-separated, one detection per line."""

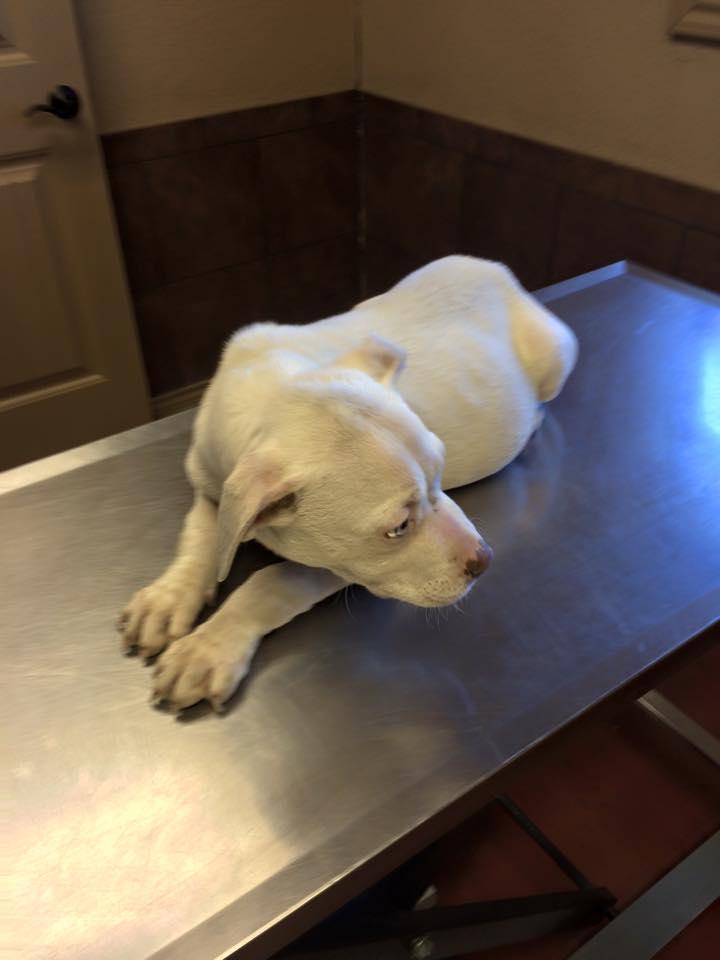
xmin=4 ymin=262 xmax=719 ymax=960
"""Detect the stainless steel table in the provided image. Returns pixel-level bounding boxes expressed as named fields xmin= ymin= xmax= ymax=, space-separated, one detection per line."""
xmin=4 ymin=263 xmax=719 ymax=960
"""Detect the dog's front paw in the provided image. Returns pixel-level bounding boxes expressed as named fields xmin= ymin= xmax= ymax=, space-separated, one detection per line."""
xmin=118 ymin=574 xmax=211 ymax=659
xmin=151 ymin=624 xmax=259 ymax=712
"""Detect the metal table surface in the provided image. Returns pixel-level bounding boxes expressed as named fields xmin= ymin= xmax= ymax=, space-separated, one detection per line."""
xmin=4 ymin=263 xmax=720 ymax=960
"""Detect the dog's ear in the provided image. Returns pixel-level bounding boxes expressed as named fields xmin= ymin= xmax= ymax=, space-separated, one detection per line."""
xmin=216 ymin=452 xmax=298 ymax=582
xmin=336 ymin=335 xmax=406 ymax=385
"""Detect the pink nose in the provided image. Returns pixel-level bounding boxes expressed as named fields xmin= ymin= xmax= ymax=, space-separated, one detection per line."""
xmin=464 ymin=542 xmax=493 ymax=579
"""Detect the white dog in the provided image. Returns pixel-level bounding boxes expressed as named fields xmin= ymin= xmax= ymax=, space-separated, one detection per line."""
xmin=119 ymin=256 xmax=577 ymax=711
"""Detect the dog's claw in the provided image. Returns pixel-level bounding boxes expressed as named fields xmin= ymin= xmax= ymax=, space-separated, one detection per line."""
xmin=117 ymin=576 xmax=208 ymax=667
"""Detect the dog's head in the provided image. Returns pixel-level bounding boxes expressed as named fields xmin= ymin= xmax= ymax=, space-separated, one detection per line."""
xmin=216 ymin=336 xmax=492 ymax=606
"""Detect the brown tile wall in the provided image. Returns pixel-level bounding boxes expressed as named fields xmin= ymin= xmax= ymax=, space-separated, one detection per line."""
xmin=103 ymin=92 xmax=360 ymax=395
xmin=362 ymin=94 xmax=720 ymax=299
xmin=104 ymin=90 xmax=719 ymax=397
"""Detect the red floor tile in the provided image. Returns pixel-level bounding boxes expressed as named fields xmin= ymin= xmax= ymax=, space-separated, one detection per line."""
xmin=658 ymin=643 xmax=720 ymax=740
xmin=656 ymin=898 xmax=720 ymax=959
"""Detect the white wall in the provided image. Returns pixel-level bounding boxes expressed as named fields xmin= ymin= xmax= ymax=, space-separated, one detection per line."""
xmin=76 ymin=0 xmax=356 ymax=133
xmin=76 ymin=0 xmax=720 ymax=190
xmin=361 ymin=0 xmax=720 ymax=191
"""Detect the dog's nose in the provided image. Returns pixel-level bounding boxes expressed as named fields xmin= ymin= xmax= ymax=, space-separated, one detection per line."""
xmin=464 ymin=543 xmax=493 ymax=579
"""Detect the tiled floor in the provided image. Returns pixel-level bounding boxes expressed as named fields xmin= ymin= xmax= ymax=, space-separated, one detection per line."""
xmin=429 ymin=643 xmax=720 ymax=958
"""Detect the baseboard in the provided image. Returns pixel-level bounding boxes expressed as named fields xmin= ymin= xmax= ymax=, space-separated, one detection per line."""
xmin=152 ymin=379 xmax=207 ymax=419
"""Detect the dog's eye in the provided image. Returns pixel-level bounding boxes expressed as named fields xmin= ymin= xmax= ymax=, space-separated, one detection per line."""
xmin=385 ymin=517 xmax=411 ymax=539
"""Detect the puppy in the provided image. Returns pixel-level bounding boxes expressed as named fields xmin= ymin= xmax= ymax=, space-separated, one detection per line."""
xmin=119 ymin=256 xmax=577 ymax=711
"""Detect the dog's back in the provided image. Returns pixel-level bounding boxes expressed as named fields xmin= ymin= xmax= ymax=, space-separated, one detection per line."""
xmin=192 ymin=256 xmax=577 ymax=491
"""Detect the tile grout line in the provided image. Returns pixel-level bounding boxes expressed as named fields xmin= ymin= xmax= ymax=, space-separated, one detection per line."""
xmin=132 ymin=232 xmax=360 ymax=300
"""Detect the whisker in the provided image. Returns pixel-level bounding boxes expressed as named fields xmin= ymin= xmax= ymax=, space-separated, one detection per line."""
xmin=343 ymin=585 xmax=356 ymax=620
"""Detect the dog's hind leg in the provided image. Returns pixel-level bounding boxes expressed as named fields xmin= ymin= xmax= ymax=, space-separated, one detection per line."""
xmin=151 ymin=562 xmax=345 ymax=712
xmin=118 ymin=493 xmax=218 ymax=659
xmin=509 ymin=289 xmax=578 ymax=403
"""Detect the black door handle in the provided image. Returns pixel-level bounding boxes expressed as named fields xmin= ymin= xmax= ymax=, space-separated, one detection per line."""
xmin=26 ymin=84 xmax=81 ymax=121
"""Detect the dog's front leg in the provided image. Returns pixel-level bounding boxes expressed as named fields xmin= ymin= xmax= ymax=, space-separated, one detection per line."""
xmin=119 ymin=494 xmax=218 ymax=658
xmin=150 ymin=562 xmax=345 ymax=712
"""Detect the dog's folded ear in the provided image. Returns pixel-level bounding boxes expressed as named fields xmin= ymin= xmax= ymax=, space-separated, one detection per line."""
xmin=335 ymin=335 xmax=406 ymax=385
xmin=216 ymin=451 xmax=298 ymax=582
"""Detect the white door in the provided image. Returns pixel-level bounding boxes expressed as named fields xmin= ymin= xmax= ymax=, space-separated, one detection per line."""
xmin=0 ymin=0 xmax=150 ymax=469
